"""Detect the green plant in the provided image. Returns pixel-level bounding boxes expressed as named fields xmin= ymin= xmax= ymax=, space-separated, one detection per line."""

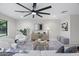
xmin=19 ymin=28 xmax=27 ymax=36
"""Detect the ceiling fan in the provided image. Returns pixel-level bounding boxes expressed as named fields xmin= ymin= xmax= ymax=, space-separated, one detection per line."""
xmin=15 ymin=3 xmax=52 ymax=18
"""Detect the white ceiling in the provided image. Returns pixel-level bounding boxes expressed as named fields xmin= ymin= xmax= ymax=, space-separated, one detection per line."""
xmin=0 ymin=3 xmax=79 ymax=20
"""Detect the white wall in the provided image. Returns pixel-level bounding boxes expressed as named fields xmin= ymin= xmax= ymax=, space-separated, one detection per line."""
xmin=43 ymin=20 xmax=60 ymax=41
xmin=70 ymin=15 xmax=79 ymax=45
xmin=0 ymin=13 xmax=17 ymax=48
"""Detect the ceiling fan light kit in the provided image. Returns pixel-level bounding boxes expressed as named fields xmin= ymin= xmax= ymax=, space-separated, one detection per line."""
xmin=15 ymin=3 xmax=52 ymax=18
xmin=32 ymin=12 xmax=36 ymax=15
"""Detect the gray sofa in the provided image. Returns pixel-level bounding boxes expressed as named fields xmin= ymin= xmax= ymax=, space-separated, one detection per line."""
xmin=57 ymin=36 xmax=69 ymax=44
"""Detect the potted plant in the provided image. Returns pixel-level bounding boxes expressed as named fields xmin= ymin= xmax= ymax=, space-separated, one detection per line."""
xmin=19 ymin=28 xmax=27 ymax=36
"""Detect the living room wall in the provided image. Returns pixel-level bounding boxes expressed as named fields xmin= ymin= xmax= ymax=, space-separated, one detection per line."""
xmin=70 ymin=15 xmax=79 ymax=45
xmin=0 ymin=13 xmax=17 ymax=48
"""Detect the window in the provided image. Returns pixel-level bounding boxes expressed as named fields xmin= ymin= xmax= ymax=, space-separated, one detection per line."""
xmin=39 ymin=24 xmax=43 ymax=30
xmin=0 ymin=19 xmax=7 ymax=37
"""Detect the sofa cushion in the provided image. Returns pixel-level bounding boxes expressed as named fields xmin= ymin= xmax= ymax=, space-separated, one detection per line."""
xmin=65 ymin=46 xmax=77 ymax=53
xmin=0 ymin=52 xmax=16 ymax=56
xmin=56 ymin=46 xmax=64 ymax=53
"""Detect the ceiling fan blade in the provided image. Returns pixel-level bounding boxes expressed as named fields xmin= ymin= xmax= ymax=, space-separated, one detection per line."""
xmin=37 ymin=12 xmax=50 ymax=15
xmin=24 ymin=13 xmax=32 ymax=17
xmin=33 ymin=15 xmax=35 ymax=18
xmin=33 ymin=3 xmax=37 ymax=10
xmin=15 ymin=10 xmax=30 ymax=13
xmin=36 ymin=13 xmax=43 ymax=17
xmin=16 ymin=3 xmax=31 ymax=11
xmin=36 ymin=6 xmax=52 ymax=11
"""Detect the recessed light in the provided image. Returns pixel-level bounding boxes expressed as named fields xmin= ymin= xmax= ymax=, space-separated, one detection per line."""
xmin=61 ymin=11 xmax=68 ymax=14
xmin=53 ymin=15 xmax=56 ymax=18
xmin=21 ymin=16 xmax=23 ymax=18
